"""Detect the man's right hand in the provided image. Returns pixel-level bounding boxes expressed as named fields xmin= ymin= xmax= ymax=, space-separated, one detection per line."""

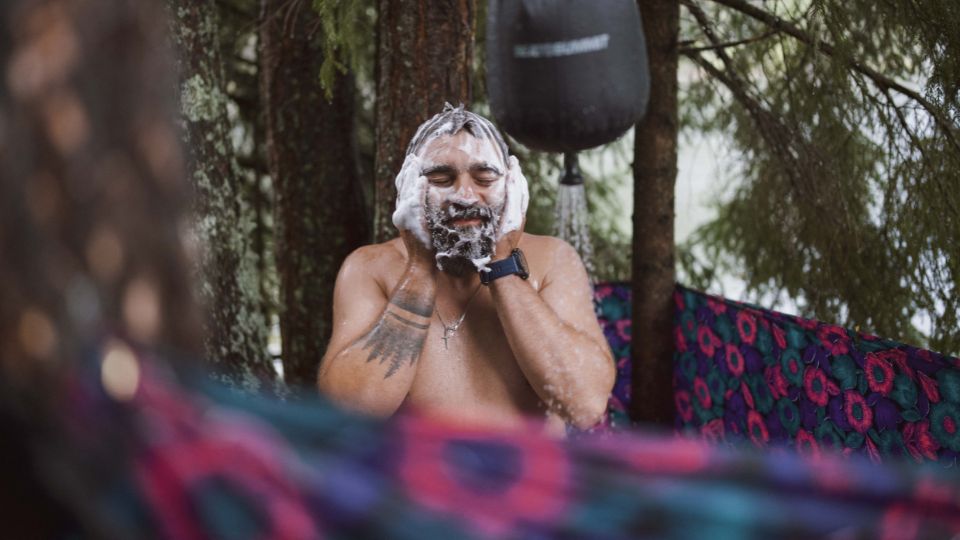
xmin=400 ymin=227 xmax=436 ymax=274
xmin=392 ymin=153 xmax=436 ymax=273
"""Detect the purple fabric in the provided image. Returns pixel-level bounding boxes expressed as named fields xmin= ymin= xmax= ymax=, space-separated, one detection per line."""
xmin=46 ymin=342 xmax=960 ymax=539
xmin=593 ymin=282 xmax=960 ymax=465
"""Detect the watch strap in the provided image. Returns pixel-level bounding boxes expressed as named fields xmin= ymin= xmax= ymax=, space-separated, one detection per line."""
xmin=480 ymin=249 xmax=528 ymax=285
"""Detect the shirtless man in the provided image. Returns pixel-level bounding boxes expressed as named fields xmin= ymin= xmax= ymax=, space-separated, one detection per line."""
xmin=317 ymin=104 xmax=614 ymax=434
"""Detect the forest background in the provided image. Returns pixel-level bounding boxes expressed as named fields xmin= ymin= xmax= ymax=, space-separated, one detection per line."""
xmin=167 ymin=0 xmax=959 ymax=423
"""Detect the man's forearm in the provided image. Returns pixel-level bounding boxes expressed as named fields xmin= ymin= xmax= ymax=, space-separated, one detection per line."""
xmin=318 ymin=264 xmax=436 ymax=416
xmin=489 ymin=275 xmax=613 ymax=428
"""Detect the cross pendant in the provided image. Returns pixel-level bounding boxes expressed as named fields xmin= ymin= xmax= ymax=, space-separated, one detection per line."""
xmin=442 ymin=328 xmax=455 ymax=350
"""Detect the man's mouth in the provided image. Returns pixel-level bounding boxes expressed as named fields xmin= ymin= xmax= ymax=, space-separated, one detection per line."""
xmin=450 ymin=217 xmax=483 ymax=227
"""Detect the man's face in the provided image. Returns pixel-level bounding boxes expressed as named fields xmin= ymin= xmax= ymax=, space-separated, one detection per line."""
xmin=418 ymin=131 xmax=507 ymax=276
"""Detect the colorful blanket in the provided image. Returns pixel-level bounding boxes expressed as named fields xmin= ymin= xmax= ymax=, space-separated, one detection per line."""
xmin=42 ymin=342 xmax=960 ymax=538
xmin=594 ymin=282 xmax=960 ymax=465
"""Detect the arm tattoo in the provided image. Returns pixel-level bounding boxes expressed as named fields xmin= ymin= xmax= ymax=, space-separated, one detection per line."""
xmin=390 ymin=288 xmax=434 ymax=318
xmin=359 ymin=310 xmax=429 ymax=378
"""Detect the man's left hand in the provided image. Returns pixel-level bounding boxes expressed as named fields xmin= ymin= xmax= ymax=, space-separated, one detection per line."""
xmin=493 ymin=156 xmax=528 ymax=260
xmin=494 ymin=218 xmax=524 ymax=260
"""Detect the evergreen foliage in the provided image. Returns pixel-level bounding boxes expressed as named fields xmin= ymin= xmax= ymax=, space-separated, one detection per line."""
xmin=678 ymin=0 xmax=960 ymax=354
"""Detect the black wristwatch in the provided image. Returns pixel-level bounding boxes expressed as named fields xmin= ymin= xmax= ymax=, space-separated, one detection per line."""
xmin=480 ymin=248 xmax=529 ymax=285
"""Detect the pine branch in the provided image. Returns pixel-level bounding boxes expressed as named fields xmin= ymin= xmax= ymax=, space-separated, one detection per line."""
xmin=682 ymin=0 xmax=859 ymax=241
xmin=678 ymin=29 xmax=780 ymax=54
xmin=702 ymin=0 xmax=960 ymax=153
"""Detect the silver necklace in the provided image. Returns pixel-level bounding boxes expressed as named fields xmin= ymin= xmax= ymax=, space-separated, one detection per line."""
xmin=436 ymin=284 xmax=482 ymax=350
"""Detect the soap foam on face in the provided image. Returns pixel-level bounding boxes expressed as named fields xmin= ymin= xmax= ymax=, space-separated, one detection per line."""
xmin=392 ymin=131 xmax=529 ymax=263
xmin=426 ymin=197 xmax=499 ymax=275
xmin=498 ymin=155 xmax=529 ymax=239
xmin=391 ymin=153 xmax=430 ymax=247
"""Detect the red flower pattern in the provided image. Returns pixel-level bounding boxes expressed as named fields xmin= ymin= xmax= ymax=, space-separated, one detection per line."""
xmin=698 ymin=326 xmax=720 ymax=358
xmin=903 ymin=421 xmax=938 ymax=462
xmin=693 ymin=377 xmax=712 ymax=409
xmin=817 ymin=325 xmax=850 ymax=356
xmin=725 ymin=343 xmax=745 ymax=377
xmin=844 ymin=391 xmax=874 ymax=434
xmin=616 ymin=319 xmax=631 ymax=342
xmin=747 ymin=410 xmax=769 ymax=447
xmin=804 ymin=367 xmax=831 ymax=407
xmin=742 ymin=380 xmax=755 ymax=410
xmin=918 ymin=372 xmax=940 ymax=403
xmin=675 ymin=326 xmax=688 ymax=353
xmin=652 ymin=285 xmax=958 ymax=465
xmin=865 ymin=353 xmax=896 ymax=395
xmin=772 ymin=324 xmax=787 ymax=350
xmin=765 ymin=366 xmax=789 ymax=401
xmin=736 ymin=310 xmax=757 ymax=345
xmin=707 ymin=298 xmax=727 ymax=315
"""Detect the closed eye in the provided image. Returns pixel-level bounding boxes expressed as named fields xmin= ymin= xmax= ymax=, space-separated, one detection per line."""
xmin=471 ymin=165 xmax=503 ymax=185
xmin=422 ymin=165 xmax=456 ymax=186
xmin=426 ymin=174 xmax=454 ymax=186
xmin=473 ymin=174 xmax=499 ymax=186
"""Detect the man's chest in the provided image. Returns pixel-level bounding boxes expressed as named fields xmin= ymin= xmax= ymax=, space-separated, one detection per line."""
xmin=405 ymin=296 xmax=541 ymax=413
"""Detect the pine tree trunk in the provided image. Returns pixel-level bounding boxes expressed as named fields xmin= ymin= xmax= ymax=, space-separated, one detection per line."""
xmin=632 ymin=0 xmax=678 ymax=424
xmin=260 ymin=2 xmax=369 ymax=388
xmin=167 ymin=0 xmax=274 ymax=388
xmin=372 ymin=0 xmax=476 ymax=242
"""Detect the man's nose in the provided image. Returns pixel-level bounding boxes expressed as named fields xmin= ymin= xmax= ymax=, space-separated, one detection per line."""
xmin=450 ymin=176 xmax=480 ymax=203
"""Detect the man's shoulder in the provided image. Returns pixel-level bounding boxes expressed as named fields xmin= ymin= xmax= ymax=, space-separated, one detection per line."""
xmin=339 ymin=239 xmax=405 ymax=280
xmin=519 ymin=233 xmax=578 ymax=264
xmin=347 ymin=238 xmax=404 ymax=260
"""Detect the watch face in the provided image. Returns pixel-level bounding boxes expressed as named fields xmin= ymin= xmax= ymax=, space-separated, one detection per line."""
xmin=512 ymin=249 xmax=529 ymax=279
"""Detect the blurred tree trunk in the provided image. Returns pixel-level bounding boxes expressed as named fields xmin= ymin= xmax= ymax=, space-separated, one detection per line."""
xmin=166 ymin=0 xmax=275 ymax=388
xmin=632 ymin=0 xmax=678 ymax=424
xmin=372 ymin=0 xmax=476 ymax=242
xmin=260 ymin=2 xmax=369 ymax=387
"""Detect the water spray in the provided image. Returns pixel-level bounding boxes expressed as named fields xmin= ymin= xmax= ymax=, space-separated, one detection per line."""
xmin=554 ymin=152 xmax=595 ymax=280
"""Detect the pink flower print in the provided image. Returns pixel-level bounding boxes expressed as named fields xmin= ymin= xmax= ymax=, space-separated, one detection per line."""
xmin=844 ymin=391 xmax=873 ymax=434
xmin=864 ymin=352 xmax=896 ymax=395
xmin=817 ymin=324 xmax=850 ymax=356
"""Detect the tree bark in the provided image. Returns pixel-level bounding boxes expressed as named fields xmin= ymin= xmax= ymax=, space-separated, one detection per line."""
xmin=260 ymin=2 xmax=369 ymax=388
xmin=632 ymin=0 xmax=678 ymax=424
xmin=373 ymin=0 xmax=476 ymax=242
xmin=167 ymin=0 xmax=275 ymax=388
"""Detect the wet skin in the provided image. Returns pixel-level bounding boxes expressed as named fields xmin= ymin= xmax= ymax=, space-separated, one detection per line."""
xmin=317 ymin=133 xmax=614 ymax=434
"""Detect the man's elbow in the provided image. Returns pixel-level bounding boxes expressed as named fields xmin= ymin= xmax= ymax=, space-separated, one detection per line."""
xmin=317 ymin=367 xmax=403 ymax=419
xmin=567 ymin=392 xmax=610 ymax=430
xmin=568 ymin=361 xmax=615 ymax=430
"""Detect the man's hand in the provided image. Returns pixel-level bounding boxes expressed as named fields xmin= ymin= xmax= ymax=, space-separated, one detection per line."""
xmin=494 ymin=155 xmax=529 ymax=260
xmin=494 ymin=217 xmax=525 ymax=260
xmin=392 ymin=153 xmax=436 ymax=272
xmin=401 ymin=227 xmax=436 ymax=273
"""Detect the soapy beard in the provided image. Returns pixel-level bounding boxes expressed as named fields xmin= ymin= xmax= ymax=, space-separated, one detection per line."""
xmin=425 ymin=200 xmax=501 ymax=277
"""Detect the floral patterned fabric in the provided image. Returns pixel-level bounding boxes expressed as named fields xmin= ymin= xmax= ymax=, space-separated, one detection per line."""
xmin=593 ymin=282 xmax=960 ymax=465
xmin=594 ymin=283 xmax=633 ymax=429
xmin=42 ymin=344 xmax=960 ymax=538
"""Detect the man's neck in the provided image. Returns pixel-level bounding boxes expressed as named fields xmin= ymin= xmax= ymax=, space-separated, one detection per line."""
xmin=437 ymin=269 xmax=481 ymax=294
